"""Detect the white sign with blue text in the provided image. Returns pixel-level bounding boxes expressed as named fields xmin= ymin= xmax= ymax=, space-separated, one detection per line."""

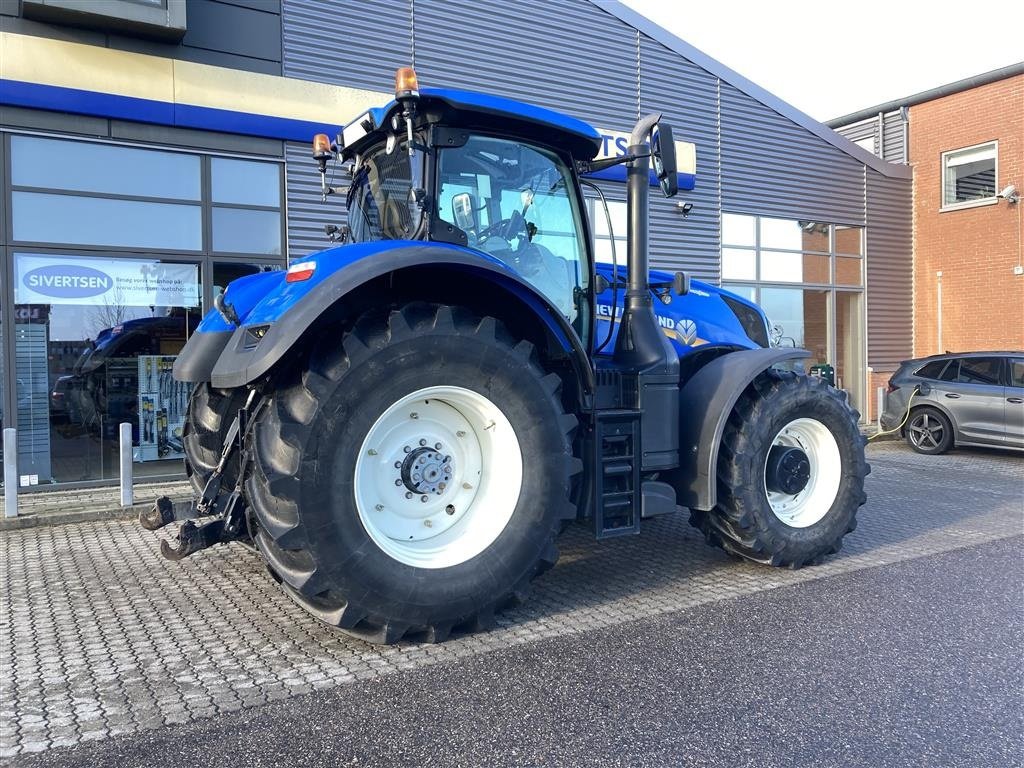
xmin=15 ymin=254 xmax=200 ymax=308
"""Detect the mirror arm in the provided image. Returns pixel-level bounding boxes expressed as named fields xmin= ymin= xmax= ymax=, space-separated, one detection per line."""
xmin=578 ymin=150 xmax=651 ymax=175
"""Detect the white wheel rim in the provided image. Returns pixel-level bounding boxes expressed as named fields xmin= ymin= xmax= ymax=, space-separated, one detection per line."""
xmin=763 ymin=417 xmax=841 ymax=528
xmin=354 ymin=385 xmax=523 ymax=569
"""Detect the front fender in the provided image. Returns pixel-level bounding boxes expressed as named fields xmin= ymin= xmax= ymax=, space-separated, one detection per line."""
xmin=666 ymin=347 xmax=812 ymax=511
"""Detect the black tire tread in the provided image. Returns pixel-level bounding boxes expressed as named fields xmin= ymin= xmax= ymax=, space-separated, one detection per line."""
xmin=690 ymin=369 xmax=869 ymax=568
xmin=246 ymin=302 xmax=579 ymax=644
xmin=182 ymin=383 xmax=247 ymax=495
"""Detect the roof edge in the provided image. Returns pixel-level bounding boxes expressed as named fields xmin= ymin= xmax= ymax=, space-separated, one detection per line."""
xmin=827 ymin=62 xmax=1024 ymax=128
xmin=588 ymin=0 xmax=911 ymax=180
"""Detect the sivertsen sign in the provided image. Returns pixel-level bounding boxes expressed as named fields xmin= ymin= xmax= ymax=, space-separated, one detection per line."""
xmin=15 ymin=254 xmax=200 ymax=308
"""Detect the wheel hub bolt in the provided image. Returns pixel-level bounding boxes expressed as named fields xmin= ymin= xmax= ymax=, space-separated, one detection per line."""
xmin=434 ymin=442 xmax=442 ymax=450
xmin=394 ymin=461 xmax=402 ymax=468
xmin=445 ymin=504 xmax=456 ymax=515
xmin=420 ymin=495 xmax=428 ymax=503
xmin=419 ymin=439 xmax=427 ymax=446
xmin=403 ymin=445 xmax=411 ymax=453
xmin=394 ymin=479 xmax=403 ymax=486
xmin=405 ymin=492 xmax=413 ymax=499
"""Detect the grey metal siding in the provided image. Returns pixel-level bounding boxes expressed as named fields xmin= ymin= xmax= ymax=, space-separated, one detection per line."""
xmin=285 ymin=140 xmax=337 ymax=259
xmin=639 ymin=34 xmax=721 ymax=281
xmin=833 ymin=110 xmax=907 ymax=164
xmin=413 ymin=0 xmax=638 ymax=129
xmin=881 ymin=110 xmax=906 ymax=163
xmin=834 ymin=116 xmax=877 ymax=155
xmin=720 ymin=81 xmax=866 ymax=225
xmin=1 ymin=0 xmax=282 ymax=74
xmin=283 ymin=0 xmax=409 ymax=89
xmin=865 ymin=170 xmax=913 ymax=368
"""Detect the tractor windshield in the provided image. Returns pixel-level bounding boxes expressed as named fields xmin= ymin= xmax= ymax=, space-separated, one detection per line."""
xmin=346 ymin=140 xmax=427 ymax=242
xmin=435 ymin=135 xmax=589 ymax=323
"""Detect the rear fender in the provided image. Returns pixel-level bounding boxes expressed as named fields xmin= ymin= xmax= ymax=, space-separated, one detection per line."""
xmin=174 ymin=242 xmax=592 ymax=394
xmin=667 ymin=347 xmax=811 ymax=511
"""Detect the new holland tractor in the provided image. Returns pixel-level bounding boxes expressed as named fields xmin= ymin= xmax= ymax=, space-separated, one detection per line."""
xmin=146 ymin=68 xmax=868 ymax=644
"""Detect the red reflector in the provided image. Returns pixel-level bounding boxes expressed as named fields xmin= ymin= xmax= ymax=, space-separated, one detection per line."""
xmin=286 ymin=261 xmax=316 ymax=282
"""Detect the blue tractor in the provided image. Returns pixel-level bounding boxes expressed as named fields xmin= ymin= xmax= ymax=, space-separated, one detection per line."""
xmin=148 ymin=69 xmax=868 ymax=644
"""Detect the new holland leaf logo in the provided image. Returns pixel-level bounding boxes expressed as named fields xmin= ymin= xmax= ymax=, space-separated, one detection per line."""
xmin=675 ymin=318 xmax=698 ymax=346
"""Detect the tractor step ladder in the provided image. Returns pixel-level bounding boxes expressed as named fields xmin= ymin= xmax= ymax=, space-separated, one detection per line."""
xmin=593 ymin=409 xmax=642 ymax=539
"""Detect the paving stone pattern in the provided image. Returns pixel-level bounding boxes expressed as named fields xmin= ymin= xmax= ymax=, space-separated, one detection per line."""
xmin=1 ymin=443 xmax=1021 ymax=759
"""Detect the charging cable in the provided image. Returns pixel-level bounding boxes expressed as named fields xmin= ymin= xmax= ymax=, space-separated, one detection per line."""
xmin=867 ymin=386 xmax=919 ymax=441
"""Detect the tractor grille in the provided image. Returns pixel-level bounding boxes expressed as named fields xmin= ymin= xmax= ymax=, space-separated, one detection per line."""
xmin=722 ymin=295 xmax=769 ymax=348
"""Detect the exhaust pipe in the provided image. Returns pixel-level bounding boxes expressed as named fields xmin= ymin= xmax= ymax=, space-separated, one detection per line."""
xmin=613 ymin=113 xmax=678 ymax=376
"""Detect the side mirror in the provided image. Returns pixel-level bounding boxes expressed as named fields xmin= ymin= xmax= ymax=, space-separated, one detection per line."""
xmin=672 ymin=271 xmax=690 ymax=296
xmin=651 ymin=123 xmax=678 ymax=198
xmin=593 ymin=273 xmax=610 ymax=294
xmin=452 ymin=193 xmax=478 ymax=233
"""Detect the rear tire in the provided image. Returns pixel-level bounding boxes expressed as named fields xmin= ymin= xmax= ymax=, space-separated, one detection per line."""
xmin=182 ymin=383 xmax=247 ymax=495
xmin=246 ymin=303 xmax=580 ymax=644
xmin=690 ymin=370 xmax=868 ymax=568
xmin=905 ymin=406 xmax=953 ymax=455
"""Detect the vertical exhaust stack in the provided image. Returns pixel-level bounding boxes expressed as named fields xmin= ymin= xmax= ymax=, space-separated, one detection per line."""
xmin=613 ymin=114 xmax=679 ymax=378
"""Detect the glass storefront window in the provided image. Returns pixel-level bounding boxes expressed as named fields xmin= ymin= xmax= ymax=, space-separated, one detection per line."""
xmin=721 ymin=213 xmax=866 ymax=417
xmin=835 ymin=291 xmax=864 ymax=414
xmin=4 ymin=133 xmax=287 ymax=488
xmin=722 ymin=213 xmax=755 ymax=247
xmin=11 ymin=135 xmax=201 ymax=200
xmin=835 ymin=256 xmax=863 ymax=286
xmin=722 ymin=247 xmax=756 ymax=280
xmin=12 ymin=192 xmax=202 ymax=250
xmin=212 ymin=208 xmax=282 ymax=255
xmin=759 ymin=287 xmax=831 ymax=371
xmin=211 ymin=158 xmax=281 ymax=207
xmin=12 ymin=253 xmax=201 ymax=483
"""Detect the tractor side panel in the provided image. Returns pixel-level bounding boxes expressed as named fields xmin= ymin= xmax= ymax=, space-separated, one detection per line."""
xmin=594 ymin=264 xmax=766 ymax=357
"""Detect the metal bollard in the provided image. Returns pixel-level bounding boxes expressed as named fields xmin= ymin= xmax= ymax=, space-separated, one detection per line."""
xmin=876 ymin=386 xmax=885 ymax=430
xmin=119 ymin=422 xmax=133 ymax=507
xmin=3 ymin=427 xmax=17 ymax=518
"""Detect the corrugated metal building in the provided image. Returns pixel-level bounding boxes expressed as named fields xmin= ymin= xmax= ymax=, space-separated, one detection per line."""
xmin=0 ymin=0 xmax=911 ymax=489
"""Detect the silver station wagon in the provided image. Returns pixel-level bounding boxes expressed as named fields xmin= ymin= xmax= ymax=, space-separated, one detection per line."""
xmin=881 ymin=351 xmax=1024 ymax=454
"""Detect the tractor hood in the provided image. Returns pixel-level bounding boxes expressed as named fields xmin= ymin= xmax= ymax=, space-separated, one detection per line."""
xmin=594 ymin=263 xmax=770 ymax=354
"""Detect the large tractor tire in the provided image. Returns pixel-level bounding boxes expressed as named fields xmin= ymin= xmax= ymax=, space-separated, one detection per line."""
xmin=246 ymin=303 xmax=580 ymax=644
xmin=690 ymin=369 xmax=868 ymax=568
xmin=182 ymin=383 xmax=248 ymax=495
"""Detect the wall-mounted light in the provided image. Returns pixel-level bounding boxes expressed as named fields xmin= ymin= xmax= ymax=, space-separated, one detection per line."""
xmin=677 ymin=201 xmax=693 ymax=217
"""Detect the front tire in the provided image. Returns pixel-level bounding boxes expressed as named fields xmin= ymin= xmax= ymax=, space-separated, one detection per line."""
xmin=690 ymin=370 xmax=868 ymax=568
xmin=246 ymin=303 xmax=580 ymax=644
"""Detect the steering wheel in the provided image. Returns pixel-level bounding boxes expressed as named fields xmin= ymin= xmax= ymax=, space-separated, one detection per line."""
xmin=476 ymin=209 xmax=528 ymax=243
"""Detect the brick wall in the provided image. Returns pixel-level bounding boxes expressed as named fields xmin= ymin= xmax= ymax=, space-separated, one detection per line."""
xmin=909 ymin=74 xmax=1024 ymax=356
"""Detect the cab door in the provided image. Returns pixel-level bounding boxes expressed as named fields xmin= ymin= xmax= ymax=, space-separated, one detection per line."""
xmin=1005 ymin=357 xmax=1024 ymax=449
xmin=932 ymin=357 xmax=1006 ymax=446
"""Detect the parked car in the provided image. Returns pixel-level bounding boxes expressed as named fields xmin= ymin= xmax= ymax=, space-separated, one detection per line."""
xmin=882 ymin=351 xmax=1024 ymax=454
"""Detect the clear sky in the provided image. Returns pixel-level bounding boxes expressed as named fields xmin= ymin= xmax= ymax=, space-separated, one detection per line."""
xmin=620 ymin=0 xmax=1024 ymax=122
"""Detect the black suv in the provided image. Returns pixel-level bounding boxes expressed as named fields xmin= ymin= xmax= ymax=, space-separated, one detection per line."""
xmin=881 ymin=352 xmax=1024 ymax=454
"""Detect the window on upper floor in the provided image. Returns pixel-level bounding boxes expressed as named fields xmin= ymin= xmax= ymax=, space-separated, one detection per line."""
xmin=942 ymin=142 xmax=997 ymax=209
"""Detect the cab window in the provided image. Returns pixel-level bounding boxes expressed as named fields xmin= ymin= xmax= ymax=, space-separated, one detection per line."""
xmin=436 ymin=135 xmax=589 ymax=326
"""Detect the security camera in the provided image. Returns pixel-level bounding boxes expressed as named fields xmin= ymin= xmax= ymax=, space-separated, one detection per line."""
xmin=997 ymin=184 xmax=1019 ymax=202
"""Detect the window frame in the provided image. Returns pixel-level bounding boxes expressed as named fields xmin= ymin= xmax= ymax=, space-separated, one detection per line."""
xmin=940 ymin=140 xmax=999 ymax=213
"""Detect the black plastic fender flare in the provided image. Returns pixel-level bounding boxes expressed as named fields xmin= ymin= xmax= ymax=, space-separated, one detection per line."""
xmin=180 ymin=245 xmax=592 ymax=393
xmin=670 ymin=347 xmax=812 ymax=511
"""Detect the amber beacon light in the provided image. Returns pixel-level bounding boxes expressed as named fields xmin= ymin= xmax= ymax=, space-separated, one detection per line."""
xmin=395 ymin=67 xmax=420 ymax=100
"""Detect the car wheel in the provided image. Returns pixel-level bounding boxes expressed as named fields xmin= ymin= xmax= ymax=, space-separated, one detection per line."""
xmin=905 ymin=407 xmax=953 ymax=455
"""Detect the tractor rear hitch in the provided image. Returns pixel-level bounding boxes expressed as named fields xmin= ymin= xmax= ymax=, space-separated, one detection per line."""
xmin=156 ymin=489 xmax=247 ymax=561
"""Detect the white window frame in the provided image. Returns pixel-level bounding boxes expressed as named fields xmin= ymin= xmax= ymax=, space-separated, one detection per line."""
xmin=940 ymin=140 xmax=998 ymax=212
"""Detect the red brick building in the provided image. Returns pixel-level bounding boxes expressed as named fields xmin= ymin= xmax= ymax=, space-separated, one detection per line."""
xmin=830 ymin=64 xmax=1024 ymax=417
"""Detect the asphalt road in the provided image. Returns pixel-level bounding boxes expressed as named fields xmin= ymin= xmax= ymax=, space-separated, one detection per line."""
xmin=14 ymin=535 xmax=1022 ymax=768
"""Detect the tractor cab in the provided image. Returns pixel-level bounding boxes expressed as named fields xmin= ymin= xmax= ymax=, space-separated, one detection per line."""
xmin=315 ymin=70 xmax=605 ymax=330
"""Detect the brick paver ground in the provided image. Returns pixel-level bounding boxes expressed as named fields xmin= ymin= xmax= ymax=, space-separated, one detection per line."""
xmin=1 ymin=442 xmax=1021 ymax=760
